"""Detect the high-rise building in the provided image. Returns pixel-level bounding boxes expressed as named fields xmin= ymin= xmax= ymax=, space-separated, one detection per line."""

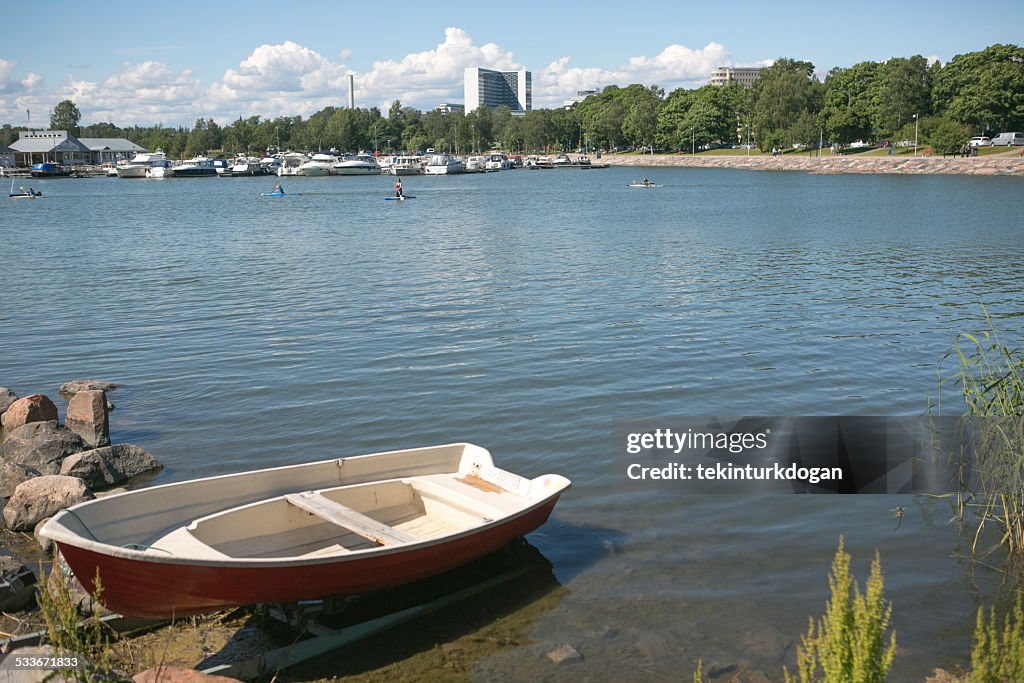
xmin=564 ymin=88 xmax=602 ymax=109
xmin=710 ymin=66 xmax=763 ymax=88
xmin=464 ymin=68 xmax=532 ymax=112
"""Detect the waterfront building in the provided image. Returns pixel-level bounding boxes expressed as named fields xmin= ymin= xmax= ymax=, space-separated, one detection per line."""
xmin=435 ymin=103 xmax=466 ymax=115
xmin=0 ymin=143 xmax=14 ymax=170
xmin=80 ymin=137 xmax=147 ymax=164
xmin=710 ymin=66 xmax=763 ymax=88
xmin=9 ymin=130 xmax=92 ymax=167
xmin=464 ymin=68 xmax=531 ymax=112
xmin=564 ymin=88 xmax=602 ymax=109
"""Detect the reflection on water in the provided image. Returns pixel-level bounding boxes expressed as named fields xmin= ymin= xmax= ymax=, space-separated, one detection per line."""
xmin=3 ymin=169 xmax=1024 ymax=679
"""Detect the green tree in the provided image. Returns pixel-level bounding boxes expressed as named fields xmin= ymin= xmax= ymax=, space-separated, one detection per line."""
xmin=933 ymin=44 xmax=1024 ymax=133
xmin=752 ymin=58 xmax=818 ymax=151
xmin=51 ymin=99 xmax=81 ymax=134
xmin=928 ymin=118 xmax=968 ymax=155
xmin=876 ymin=56 xmax=932 ymax=135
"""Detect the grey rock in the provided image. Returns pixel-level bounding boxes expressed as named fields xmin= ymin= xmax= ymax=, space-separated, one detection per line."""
xmin=0 ymin=387 xmax=16 ymax=415
xmin=47 ymin=560 xmax=113 ymax=617
xmin=0 ymin=461 xmax=43 ymax=498
xmin=64 ymin=389 xmax=110 ymax=447
xmin=0 ymin=421 xmax=89 ymax=474
xmin=546 ymin=643 xmax=583 ymax=665
xmin=59 ymin=379 xmax=118 ymax=396
xmin=0 ymin=549 xmax=37 ymax=612
xmin=3 ymin=475 xmax=94 ymax=531
xmin=34 ymin=516 xmax=54 ymax=553
xmin=59 ymin=444 xmax=163 ymax=490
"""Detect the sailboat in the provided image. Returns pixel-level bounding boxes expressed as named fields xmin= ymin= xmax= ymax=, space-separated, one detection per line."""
xmin=9 ymin=177 xmax=41 ymax=199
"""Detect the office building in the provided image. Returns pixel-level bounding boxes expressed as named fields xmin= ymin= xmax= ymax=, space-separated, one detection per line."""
xmin=464 ymin=68 xmax=531 ymax=112
xmin=710 ymin=67 xmax=763 ymax=88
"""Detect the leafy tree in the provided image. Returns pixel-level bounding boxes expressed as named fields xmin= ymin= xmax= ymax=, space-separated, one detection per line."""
xmin=934 ymin=44 xmax=1024 ymax=133
xmin=752 ymin=58 xmax=818 ymax=151
xmin=876 ymin=56 xmax=932 ymax=135
xmin=928 ymin=118 xmax=968 ymax=155
xmin=51 ymin=99 xmax=81 ymax=134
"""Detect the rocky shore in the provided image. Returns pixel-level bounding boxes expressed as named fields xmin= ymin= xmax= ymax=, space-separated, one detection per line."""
xmin=0 ymin=381 xmax=163 ymax=617
xmin=593 ymin=152 xmax=1024 ymax=176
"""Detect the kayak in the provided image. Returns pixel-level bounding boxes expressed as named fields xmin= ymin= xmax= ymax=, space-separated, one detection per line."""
xmin=385 ymin=196 xmax=415 ymax=200
xmin=260 ymin=190 xmax=287 ymax=197
xmin=627 ymin=183 xmax=662 ymax=188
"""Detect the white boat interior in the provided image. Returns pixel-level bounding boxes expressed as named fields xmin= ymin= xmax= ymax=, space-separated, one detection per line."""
xmin=43 ymin=443 xmax=569 ymax=564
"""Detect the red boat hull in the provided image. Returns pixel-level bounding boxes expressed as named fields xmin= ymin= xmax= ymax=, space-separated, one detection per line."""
xmin=56 ymin=498 xmax=560 ymax=618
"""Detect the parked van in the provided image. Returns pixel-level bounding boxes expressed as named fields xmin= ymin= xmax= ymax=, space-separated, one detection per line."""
xmin=990 ymin=132 xmax=1024 ymax=146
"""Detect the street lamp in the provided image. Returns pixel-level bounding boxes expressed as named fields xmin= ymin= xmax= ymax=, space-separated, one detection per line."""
xmin=913 ymin=113 xmax=919 ymax=157
xmin=690 ymin=126 xmax=694 ymax=155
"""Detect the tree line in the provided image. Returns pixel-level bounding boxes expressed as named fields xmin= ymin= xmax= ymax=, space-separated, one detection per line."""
xmin=2 ymin=43 xmax=1020 ymax=158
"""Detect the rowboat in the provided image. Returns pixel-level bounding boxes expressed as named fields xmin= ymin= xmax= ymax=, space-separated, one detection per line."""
xmin=40 ymin=443 xmax=570 ymax=618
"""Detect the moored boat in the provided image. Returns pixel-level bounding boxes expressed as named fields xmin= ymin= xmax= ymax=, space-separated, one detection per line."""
xmin=115 ymin=150 xmax=168 ymax=178
xmin=40 ymin=443 xmax=569 ymax=618
xmin=389 ymin=155 xmax=424 ymax=176
xmin=297 ymin=153 xmax=336 ymax=177
xmin=423 ymin=154 xmax=464 ymax=175
xmin=333 ymin=153 xmax=381 ymax=175
xmin=172 ymin=156 xmax=220 ymax=177
xmin=31 ymin=162 xmax=72 ymax=178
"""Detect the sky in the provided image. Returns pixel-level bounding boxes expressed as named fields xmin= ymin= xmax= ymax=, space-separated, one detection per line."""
xmin=0 ymin=0 xmax=1019 ymax=128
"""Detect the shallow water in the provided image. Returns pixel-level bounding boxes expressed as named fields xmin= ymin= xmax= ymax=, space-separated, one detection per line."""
xmin=3 ymin=167 xmax=1024 ymax=680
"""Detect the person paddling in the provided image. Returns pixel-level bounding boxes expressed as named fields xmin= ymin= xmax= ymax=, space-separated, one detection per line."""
xmin=272 ymin=181 xmax=283 ymax=194
xmin=395 ymin=178 xmax=404 ymax=198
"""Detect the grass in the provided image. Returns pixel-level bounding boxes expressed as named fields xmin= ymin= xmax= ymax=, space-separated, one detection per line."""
xmin=37 ymin=565 xmax=120 ymax=681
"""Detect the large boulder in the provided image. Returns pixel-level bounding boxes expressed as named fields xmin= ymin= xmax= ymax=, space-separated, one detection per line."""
xmin=59 ymin=379 xmax=118 ymax=396
xmin=0 ymin=461 xmax=43 ymax=498
xmin=0 ymin=387 xmax=16 ymax=416
xmin=3 ymin=475 xmax=94 ymax=531
xmin=0 ymin=421 xmax=88 ymax=474
xmin=64 ymin=389 xmax=110 ymax=448
xmin=1 ymin=394 xmax=58 ymax=432
xmin=0 ymin=550 xmax=37 ymax=611
xmin=60 ymin=444 xmax=163 ymax=490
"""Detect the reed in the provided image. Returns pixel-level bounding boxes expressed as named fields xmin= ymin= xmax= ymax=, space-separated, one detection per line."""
xmin=969 ymin=593 xmax=1024 ymax=682
xmin=784 ymin=537 xmax=896 ymax=683
xmin=942 ymin=308 xmax=1024 ymax=565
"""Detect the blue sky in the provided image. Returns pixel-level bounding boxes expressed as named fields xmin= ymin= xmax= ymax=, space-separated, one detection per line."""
xmin=0 ymin=0 xmax=1019 ymax=127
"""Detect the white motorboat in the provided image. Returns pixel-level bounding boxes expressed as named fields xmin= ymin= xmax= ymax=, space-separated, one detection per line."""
xmin=115 ymin=150 xmax=168 ymax=178
xmin=146 ymin=160 xmax=174 ymax=178
xmin=485 ymin=153 xmax=512 ymax=171
xmin=333 ymin=153 xmax=381 ymax=175
xmin=464 ymin=156 xmax=487 ymax=173
xmin=228 ymin=156 xmax=269 ymax=176
xmin=423 ymin=154 xmax=464 ymax=175
xmin=389 ymin=156 xmax=424 ymax=176
xmin=277 ymin=153 xmax=308 ymax=177
xmin=298 ymin=153 xmax=337 ymax=177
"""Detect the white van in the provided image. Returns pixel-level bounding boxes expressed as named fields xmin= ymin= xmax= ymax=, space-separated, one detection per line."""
xmin=990 ymin=132 xmax=1024 ymax=146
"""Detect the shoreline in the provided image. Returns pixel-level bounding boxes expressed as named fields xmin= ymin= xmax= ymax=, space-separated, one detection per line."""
xmin=588 ymin=153 xmax=1024 ymax=176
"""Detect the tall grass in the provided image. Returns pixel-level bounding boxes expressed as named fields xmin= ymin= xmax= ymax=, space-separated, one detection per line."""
xmin=943 ymin=309 xmax=1024 ymax=564
xmin=36 ymin=564 xmax=119 ymax=681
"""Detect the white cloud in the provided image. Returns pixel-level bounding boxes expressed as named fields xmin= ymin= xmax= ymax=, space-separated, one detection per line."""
xmin=532 ymin=42 xmax=731 ymax=106
xmin=53 ymin=61 xmax=205 ymax=124
xmin=1 ymin=30 xmax=748 ymax=127
xmin=0 ymin=59 xmax=46 ymax=125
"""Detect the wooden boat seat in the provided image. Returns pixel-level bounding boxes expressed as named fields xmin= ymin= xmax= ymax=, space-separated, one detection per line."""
xmin=284 ymin=491 xmax=417 ymax=546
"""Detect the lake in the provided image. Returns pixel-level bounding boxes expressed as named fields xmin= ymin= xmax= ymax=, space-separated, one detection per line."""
xmin=4 ymin=166 xmax=1024 ymax=680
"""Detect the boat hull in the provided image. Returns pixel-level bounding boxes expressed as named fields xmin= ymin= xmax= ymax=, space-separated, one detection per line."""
xmin=55 ymin=496 xmax=560 ymax=618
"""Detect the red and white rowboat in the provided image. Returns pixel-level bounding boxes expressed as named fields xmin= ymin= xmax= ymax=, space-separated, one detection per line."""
xmin=40 ymin=443 xmax=570 ymax=618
